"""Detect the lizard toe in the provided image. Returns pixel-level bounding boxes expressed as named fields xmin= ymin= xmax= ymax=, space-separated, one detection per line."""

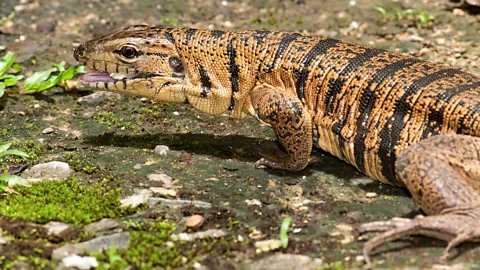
xmin=360 ymin=214 xmax=480 ymax=265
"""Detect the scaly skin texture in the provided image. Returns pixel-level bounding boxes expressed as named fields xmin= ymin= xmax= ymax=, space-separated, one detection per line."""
xmin=74 ymin=25 xmax=480 ymax=265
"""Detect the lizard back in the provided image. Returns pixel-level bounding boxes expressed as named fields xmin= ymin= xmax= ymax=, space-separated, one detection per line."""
xmin=75 ymin=26 xmax=480 ymax=186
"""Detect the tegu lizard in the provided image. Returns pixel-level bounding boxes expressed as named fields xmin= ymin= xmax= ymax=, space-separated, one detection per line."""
xmin=74 ymin=25 xmax=480 ymax=265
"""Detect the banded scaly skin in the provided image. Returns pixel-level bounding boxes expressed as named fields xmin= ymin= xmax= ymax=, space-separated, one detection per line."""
xmin=74 ymin=25 xmax=480 ymax=265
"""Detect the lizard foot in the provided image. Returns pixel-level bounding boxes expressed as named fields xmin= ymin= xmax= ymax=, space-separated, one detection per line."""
xmin=254 ymin=157 xmax=306 ymax=171
xmin=358 ymin=214 xmax=480 ymax=266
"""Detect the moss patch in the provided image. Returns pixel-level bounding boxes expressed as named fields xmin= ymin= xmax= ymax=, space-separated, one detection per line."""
xmin=0 ymin=177 xmax=138 ymax=226
xmin=93 ymin=219 xmax=183 ymax=270
xmin=93 ymin=219 xmax=250 ymax=270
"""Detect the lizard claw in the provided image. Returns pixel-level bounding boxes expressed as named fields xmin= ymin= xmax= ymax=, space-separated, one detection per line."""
xmin=358 ymin=213 xmax=480 ymax=266
xmin=254 ymin=158 xmax=268 ymax=169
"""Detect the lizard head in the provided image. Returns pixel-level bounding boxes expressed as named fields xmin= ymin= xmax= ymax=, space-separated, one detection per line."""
xmin=74 ymin=25 xmax=187 ymax=102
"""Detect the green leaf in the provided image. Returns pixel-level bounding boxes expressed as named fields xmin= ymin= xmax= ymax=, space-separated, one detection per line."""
xmin=76 ymin=65 xmax=85 ymax=73
xmin=374 ymin=7 xmax=388 ymax=17
xmin=53 ymin=61 xmax=66 ymax=71
xmin=280 ymin=216 xmax=292 ymax=248
xmin=0 ymin=45 xmax=5 ymax=51
xmin=24 ymin=67 xmax=57 ymax=90
xmin=0 ymin=52 xmax=16 ymax=77
xmin=0 ymin=143 xmax=11 ymax=153
xmin=0 ymin=74 xmax=23 ymax=87
xmin=12 ymin=63 xmax=22 ymax=71
xmin=0 ymin=181 xmax=6 ymax=193
xmin=0 ymin=82 xmax=4 ymax=98
xmin=24 ymin=62 xmax=84 ymax=93
xmin=0 ymin=149 xmax=29 ymax=158
xmin=0 ymin=174 xmax=30 ymax=187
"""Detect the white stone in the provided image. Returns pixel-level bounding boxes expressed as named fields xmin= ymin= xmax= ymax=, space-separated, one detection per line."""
xmin=120 ymin=189 xmax=152 ymax=208
xmin=22 ymin=161 xmax=72 ymax=181
xmin=245 ymin=199 xmax=262 ymax=206
xmin=45 ymin=221 xmax=70 ymax=235
xmin=149 ymin=187 xmax=177 ymax=197
xmin=62 ymin=255 xmax=98 ymax=269
xmin=171 ymin=229 xmax=227 ymax=241
xmin=42 ymin=127 xmax=55 ymax=134
xmin=255 ymin=239 xmax=282 ymax=253
xmin=147 ymin=173 xmax=173 ymax=187
xmin=154 ymin=145 xmax=170 ymax=156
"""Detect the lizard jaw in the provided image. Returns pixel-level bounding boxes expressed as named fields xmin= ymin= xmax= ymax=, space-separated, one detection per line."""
xmin=79 ymin=68 xmax=136 ymax=85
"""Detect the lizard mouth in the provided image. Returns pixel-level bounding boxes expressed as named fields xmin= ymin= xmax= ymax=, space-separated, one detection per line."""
xmin=79 ymin=69 xmax=136 ymax=84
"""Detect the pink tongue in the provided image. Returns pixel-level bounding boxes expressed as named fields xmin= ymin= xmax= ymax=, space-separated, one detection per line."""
xmin=80 ymin=72 xmax=115 ymax=84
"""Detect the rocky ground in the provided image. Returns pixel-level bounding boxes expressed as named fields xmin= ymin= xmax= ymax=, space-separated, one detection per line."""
xmin=0 ymin=0 xmax=480 ymax=269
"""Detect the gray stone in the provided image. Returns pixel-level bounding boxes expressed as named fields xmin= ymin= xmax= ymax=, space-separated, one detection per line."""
xmin=45 ymin=221 xmax=70 ymax=236
xmin=42 ymin=127 xmax=55 ymax=134
xmin=120 ymin=189 xmax=152 ymax=208
xmin=254 ymin=239 xmax=282 ymax=253
xmin=247 ymin=254 xmax=323 ymax=270
xmin=149 ymin=187 xmax=177 ymax=197
xmin=51 ymin=232 xmax=130 ymax=260
xmin=62 ymin=254 xmax=98 ymax=270
xmin=77 ymin=91 xmax=122 ymax=105
xmin=84 ymin=218 xmax=120 ymax=233
xmin=22 ymin=161 xmax=72 ymax=181
xmin=171 ymin=229 xmax=227 ymax=242
xmin=154 ymin=145 xmax=169 ymax=156
xmin=149 ymin=198 xmax=212 ymax=208
xmin=147 ymin=173 xmax=173 ymax=187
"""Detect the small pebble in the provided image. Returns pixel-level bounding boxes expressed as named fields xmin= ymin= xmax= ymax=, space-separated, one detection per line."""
xmin=453 ymin=8 xmax=466 ymax=16
xmin=42 ymin=127 xmax=55 ymax=134
xmin=366 ymin=192 xmax=378 ymax=198
xmin=149 ymin=187 xmax=177 ymax=197
xmin=356 ymin=255 xmax=365 ymax=262
xmin=245 ymin=199 xmax=262 ymax=206
xmin=120 ymin=189 xmax=152 ymax=208
xmin=62 ymin=254 xmax=98 ymax=270
xmin=148 ymin=173 xmax=173 ymax=187
xmin=154 ymin=145 xmax=170 ymax=156
xmin=186 ymin=215 xmax=205 ymax=229
xmin=255 ymin=239 xmax=282 ymax=253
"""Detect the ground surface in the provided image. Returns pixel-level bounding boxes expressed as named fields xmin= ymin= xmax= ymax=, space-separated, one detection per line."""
xmin=1 ymin=0 xmax=480 ymax=269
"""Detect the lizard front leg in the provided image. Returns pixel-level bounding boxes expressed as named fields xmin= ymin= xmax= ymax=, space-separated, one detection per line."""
xmin=250 ymin=84 xmax=312 ymax=171
xmin=359 ymin=134 xmax=480 ymax=265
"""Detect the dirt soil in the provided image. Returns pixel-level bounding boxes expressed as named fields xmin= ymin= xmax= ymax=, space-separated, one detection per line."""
xmin=1 ymin=0 xmax=480 ymax=269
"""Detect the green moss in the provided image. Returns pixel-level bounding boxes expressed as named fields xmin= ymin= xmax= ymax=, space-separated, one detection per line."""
xmin=93 ymin=111 xmax=138 ymax=131
xmin=317 ymin=261 xmax=347 ymax=270
xmin=94 ymin=219 xmax=184 ymax=270
xmin=1 ymin=255 xmax=51 ymax=270
xmin=63 ymin=152 xmax=97 ymax=173
xmin=0 ymin=177 xmax=138 ymax=226
xmin=94 ymin=218 xmax=248 ymax=269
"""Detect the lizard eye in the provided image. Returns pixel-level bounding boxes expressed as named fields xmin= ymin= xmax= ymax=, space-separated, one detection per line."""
xmin=120 ymin=46 xmax=138 ymax=58
xmin=169 ymin=57 xmax=183 ymax=73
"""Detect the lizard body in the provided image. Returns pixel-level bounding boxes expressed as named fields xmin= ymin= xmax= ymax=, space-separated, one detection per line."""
xmin=74 ymin=25 xmax=480 ymax=265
